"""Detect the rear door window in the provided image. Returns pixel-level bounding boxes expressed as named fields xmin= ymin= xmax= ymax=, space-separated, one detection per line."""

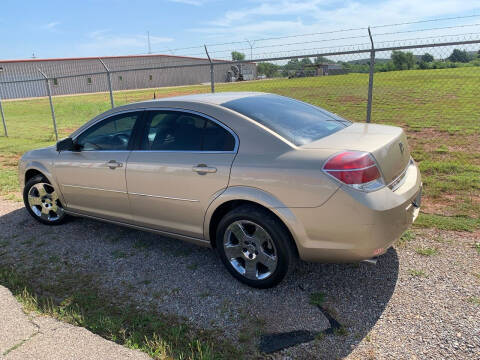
xmin=140 ymin=111 xmax=236 ymax=152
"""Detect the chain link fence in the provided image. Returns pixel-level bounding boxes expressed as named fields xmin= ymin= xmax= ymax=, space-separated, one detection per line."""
xmin=0 ymin=19 xmax=479 ymax=218
xmin=1 ymin=36 xmax=479 ymax=140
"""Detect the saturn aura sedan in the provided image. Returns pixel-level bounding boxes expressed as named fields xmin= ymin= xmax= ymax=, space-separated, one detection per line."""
xmin=19 ymin=92 xmax=422 ymax=288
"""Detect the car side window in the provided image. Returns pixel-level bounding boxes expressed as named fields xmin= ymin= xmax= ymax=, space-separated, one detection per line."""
xmin=141 ymin=111 xmax=235 ymax=152
xmin=76 ymin=113 xmax=139 ymax=151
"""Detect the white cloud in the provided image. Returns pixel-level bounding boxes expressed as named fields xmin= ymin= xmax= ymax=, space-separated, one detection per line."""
xmin=167 ymin=0 xmax=208 ymax=6
xmin=188 ymin=0 xmax=480 ymax=60
xmin=76 ymin=30 xmax=174 ymax=56
xmin=42 ymin=22 xmax=60 ymax=30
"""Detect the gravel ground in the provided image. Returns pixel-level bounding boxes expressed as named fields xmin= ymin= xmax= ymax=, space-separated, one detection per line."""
xmin=0 ymin=200 xmax=479 ymax=359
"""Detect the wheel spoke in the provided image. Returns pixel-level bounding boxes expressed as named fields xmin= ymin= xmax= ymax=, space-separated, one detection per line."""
xmin=41 ymin=205 xmax=50 ymax=215
xmin=257 ymin=250 xmax=277 ymax=270
xmin=35 ymin=184 xmax=47 ymax=197
xmin=230 ymin=222 xmax=248 ymax=242
xmin=252 ymin=225 xmax=269 ymax=243
xmin=51 ymin=192 xmax=59 ymax=202
xmin=224 ymin=244 xmax=242 ymax=259
xmin=244 ymin=260 xmax=258 ymax=280
xmin=28 ymin=195 xmax=42 ymax=206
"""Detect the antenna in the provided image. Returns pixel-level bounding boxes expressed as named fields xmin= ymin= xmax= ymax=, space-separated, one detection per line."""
xmin=147 ymin=31 xmax=152 ymax=54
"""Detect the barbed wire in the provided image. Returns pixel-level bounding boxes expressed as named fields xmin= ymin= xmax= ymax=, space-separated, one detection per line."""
xmin=149 ymin=14 xmax=480 ymax=56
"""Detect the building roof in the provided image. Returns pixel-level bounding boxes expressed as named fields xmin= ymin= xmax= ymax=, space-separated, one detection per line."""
xmin=0 ymin=53 xmax=215 ymax=64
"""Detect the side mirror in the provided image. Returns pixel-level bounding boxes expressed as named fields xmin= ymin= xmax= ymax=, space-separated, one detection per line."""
xmin=56 ymin=138 xmax=77 ymax=152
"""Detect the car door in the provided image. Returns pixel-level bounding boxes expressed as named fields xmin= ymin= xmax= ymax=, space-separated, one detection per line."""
xmin=126 ymin=109 xmax=238 ymax=238
xmin=54 ymin=111 xmax=143 ymax=221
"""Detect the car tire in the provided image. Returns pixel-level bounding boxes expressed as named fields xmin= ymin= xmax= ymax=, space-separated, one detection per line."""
xmin=23 ymin=175 xmax=68 ymax=226
xmin=216 ymin=205 xmax=297 ymax=288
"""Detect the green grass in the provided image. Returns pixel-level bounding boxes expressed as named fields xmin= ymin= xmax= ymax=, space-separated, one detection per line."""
xmin=398 ymin=230 xmax=416 ymax=247
xmin=1 ymin=66 xmax=479 ymax=225
xmin=407 ymin=269 xmax=428 ymax=277
xmin=415 ymin=247 xmax=439 ymax=256
xmin=474 ymin=242 xmax=480 ymax=255
xmin=309 ymin=292 xmax=326 ymax=307
xmin=467 ymin=296 xmax=480 ymax=306
xmin=414 ymin=213 xmax=480 ymax=232
xmin=0 ymin=265 xmax=241 ymax=359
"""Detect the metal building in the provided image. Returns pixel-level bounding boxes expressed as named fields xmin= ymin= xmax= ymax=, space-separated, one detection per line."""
xmin=0 ymin=54 xmax=256 ymax=99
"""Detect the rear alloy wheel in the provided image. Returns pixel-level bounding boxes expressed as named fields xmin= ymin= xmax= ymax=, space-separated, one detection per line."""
xmin=23 ymin=175 xmax=67 ymax=225
xmin=216 ymin=205 xmax=296 ymax=288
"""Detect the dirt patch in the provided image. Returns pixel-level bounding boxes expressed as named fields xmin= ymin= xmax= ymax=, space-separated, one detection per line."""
xmin=338 ymin=95 xmax=364 ymax=104
xmin=406 ymin=127 xmax=480 ymax=155
xmin=0 ymin=154 xmax=21 ymax=169
xmin=422 ymin=194 xmax=480 ymax=219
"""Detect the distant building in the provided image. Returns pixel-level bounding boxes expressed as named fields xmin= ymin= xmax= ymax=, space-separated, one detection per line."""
xmin=0 ymin=54 xmax=256 ymax=99
xmin=315 ymin=63 xmax=346 ymax=76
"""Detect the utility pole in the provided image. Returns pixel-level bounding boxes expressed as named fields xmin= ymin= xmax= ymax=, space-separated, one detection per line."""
xmin=147 ymin=31 xmax=152 ymax=54
xmin=245 ymin=39 xmax=255 ymax=60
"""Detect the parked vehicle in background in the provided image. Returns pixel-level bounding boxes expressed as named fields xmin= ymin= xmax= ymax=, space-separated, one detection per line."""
xmin=19 ymin=92 xmax=422 ymax=288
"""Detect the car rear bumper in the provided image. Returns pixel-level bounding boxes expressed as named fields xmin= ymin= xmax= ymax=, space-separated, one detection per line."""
xmin=289 ymin=160 xmax=422 ymax=263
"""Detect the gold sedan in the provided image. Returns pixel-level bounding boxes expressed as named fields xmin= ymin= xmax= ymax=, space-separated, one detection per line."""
xmin=19 ymin=92 xmax=422 ymax=288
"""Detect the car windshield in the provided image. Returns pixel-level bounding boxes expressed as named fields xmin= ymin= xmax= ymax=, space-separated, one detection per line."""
xmin=221 ymin=94 xmax=351 ymax=146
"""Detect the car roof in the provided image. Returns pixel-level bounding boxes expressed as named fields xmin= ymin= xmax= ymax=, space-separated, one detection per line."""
xmin=137 ymin=91 xmax=268 ymax=106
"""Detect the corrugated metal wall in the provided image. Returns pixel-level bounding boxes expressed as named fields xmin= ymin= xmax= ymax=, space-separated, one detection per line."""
xmin=0 ymin=55 xmax=256 ymax=99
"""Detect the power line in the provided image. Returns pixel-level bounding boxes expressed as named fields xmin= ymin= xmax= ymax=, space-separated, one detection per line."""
xmin=150 ymin=14 xmax=480 ymax=55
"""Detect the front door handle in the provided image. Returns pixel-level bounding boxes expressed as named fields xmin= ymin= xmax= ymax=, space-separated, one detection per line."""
xmin=107 ymin=160 xmax=123 ymax=169
xmin=192 ymin=164 xmax=217 ymax=174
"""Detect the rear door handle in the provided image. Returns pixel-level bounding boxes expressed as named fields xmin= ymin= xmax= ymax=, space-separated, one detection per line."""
xmin=192 ymin=164 xmax=217 ymax=174
xmin=107 ymin=160 xmax=123 ymax=169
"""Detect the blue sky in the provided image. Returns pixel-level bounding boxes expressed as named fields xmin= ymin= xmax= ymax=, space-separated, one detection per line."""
xmin=1 ymin=0 xmax=480 ymax=60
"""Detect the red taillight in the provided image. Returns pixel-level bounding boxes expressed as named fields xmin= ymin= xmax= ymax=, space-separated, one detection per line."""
xmin=323 ymin=151 xmax=384 ymax=190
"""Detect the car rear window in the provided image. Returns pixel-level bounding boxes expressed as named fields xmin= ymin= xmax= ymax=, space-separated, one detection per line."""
xmin=221 ymin=94 xmax=351 ymax=146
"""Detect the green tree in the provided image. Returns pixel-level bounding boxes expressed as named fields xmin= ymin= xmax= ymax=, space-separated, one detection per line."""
xmin=448 ymin=49 xmax=470 ymax=63
xmin=421 ymin=53 xmax=434 ymax=63
xmin=391 ymin=51 xmax=415 ymax=70
xmin=257 ymin=62 xmax=279 ymax=78
xmin=314 ymin=56 xmax=334 ymax=64
xmin=231 ymin=51 xmax=245 ymax=61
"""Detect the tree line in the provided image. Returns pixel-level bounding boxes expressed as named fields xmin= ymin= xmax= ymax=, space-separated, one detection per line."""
xmin=230 ymin=48 xmax=480 ymax=77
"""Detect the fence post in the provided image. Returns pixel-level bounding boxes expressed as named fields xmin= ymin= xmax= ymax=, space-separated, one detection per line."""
xmin=204 ymin=45 xmax=215 ymax=93
xmin=0 ymin=95 xmax=7 ymax=137
xmin=99 ymin=58 xmax=114 ymax=108
xmin=37 ymin=69 xmax=58 ymax=141
xmin=366 ymin=27 xmax=375 ymax=123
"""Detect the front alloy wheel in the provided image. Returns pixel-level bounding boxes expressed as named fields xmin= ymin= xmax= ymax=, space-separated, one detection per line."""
xmin=23 ymin=175 xmax=67 ymax=225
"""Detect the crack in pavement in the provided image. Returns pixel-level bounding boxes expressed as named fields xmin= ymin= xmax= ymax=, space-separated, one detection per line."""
xmin=258 ymin=286 xmax=343 ymax=354
xmin=2 ymin=311 xmax=41 ymax=357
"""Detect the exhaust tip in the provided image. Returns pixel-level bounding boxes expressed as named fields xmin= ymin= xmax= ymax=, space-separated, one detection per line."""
xmin=361 ymin=257 xmax=378 ymax=265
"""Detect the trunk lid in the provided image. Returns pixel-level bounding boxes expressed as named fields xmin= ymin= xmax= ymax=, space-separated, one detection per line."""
xmin=303 ymin=123 xmax=411 ymax=184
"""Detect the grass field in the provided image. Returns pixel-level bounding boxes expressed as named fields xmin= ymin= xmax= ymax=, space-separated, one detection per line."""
xmin=0 ymin=66 xmax=479 ymax=229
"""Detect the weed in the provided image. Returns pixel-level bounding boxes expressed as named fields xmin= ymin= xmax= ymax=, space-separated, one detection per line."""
xmin=474 ymin=242 xmax=480 ymax=254
xmin=309 ymin=292 xmax=326 ymax=307
xmin=415 ymin=247 xmax=438 ymax=256
xmin=467 ymin=296 xmax=480 ymax=305
xmin=408 ymin=269 xmax=428 ymax=277
xmin=398 ymin=230 xmax=415 ymax=247
xmin=199 ymin=291 xmax=210 ymax=298
xmin=333 ymin=326 xmax=348 ymax=336
xmin=111 ymin=250 xmax=128 ymax=259
xmin=187 ymin=263 xmax=198 ymax=271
